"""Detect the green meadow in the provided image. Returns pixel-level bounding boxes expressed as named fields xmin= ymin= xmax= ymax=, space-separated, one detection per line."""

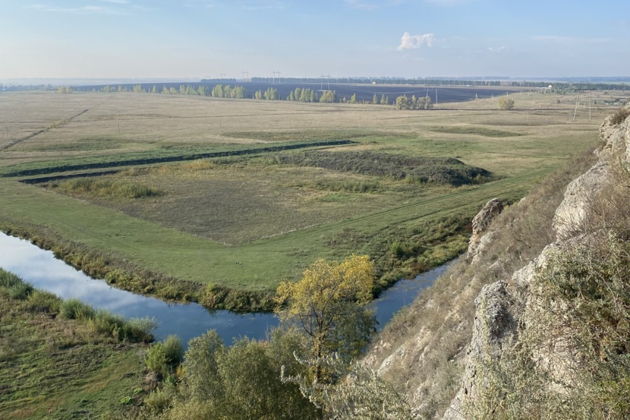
xmin=0 ymin=90 xmax=617 ymax=305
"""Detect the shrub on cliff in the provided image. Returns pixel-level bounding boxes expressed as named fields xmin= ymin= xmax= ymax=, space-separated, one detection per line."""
xmin=610 ymin=107 xmax=630 ymax=125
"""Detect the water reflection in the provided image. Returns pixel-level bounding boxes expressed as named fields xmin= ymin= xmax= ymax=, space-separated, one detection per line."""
xmin=0 ymin=232 xmax=451 ymax=345
xmin=0 ymin=233 xmax=279 ymax=345
xmin=371 ymin=262 xmax=451 ymax=328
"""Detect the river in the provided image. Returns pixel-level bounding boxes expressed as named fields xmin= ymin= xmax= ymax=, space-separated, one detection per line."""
xmin=0 ymin=232 xmax=451 ymax=346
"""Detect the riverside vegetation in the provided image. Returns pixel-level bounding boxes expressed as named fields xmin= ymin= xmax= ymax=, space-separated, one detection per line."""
xmin=118 ymin=254 xmax=413 ymax=419
xmin=0 ymin=269 xmax=154 ymax=419
xmin=1 ymin=89 xmax=622 ymax=311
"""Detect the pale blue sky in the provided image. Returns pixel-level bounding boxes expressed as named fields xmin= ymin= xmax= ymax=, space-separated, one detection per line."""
xmin=1 ymin=0 xmax=629 ymax=79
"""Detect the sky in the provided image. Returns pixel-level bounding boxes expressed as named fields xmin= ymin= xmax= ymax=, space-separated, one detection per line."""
xmin=1 ymin=0 xmax=629 ymax=80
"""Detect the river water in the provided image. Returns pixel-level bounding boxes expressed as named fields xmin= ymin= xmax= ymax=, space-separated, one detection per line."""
xmin=0 ymin=232 xmax=450 ymax=345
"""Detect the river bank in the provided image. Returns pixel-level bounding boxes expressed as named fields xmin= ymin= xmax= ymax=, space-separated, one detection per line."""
xmin=0 ymin=217 xmax=463 ymax=313
xmin=0 ymin=231 xmax=452 ymax=344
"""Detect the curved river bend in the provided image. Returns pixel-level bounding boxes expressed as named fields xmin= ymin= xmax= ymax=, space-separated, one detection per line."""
xmin=0 ymin=232 xmax=451 ymax=346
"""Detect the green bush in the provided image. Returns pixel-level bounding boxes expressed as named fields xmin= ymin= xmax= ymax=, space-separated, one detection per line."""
xmin=163 ymin=335 xmax=184 ymax=364
xmin=60 ymin=298 xmax=96 ymax=320
xmin=145 ymin=335 xmax=183 ymax=379
xmin=125 ymin=317 xmax=156 ymax=342
xmin=8 ymin=281 xmax=33 ymax=300
xmin=26 ymin=290 xmax=61 ymax=312
xmin=498 ymin=96 xmax=515 ymax=110
xmin=89 ymin=311 xmax=154 ymax=343
xmin=0 ymin=269 xmax=22 ymax=289
xmin=182 ymin=331 xmax=225 ymax=401
xmin=145 ymin=344 xmax=169 ymax=378
xmin=143 ymin=383 xmax=177 ymax=414
xmin=149 ymin=328 xmax=319 ymax=419
xmin=0 ymin=270 xmax=34 ymax=300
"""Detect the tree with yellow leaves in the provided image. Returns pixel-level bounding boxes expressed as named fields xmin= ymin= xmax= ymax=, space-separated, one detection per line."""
xmin=276 ymin=255 xmax=376 ymax=382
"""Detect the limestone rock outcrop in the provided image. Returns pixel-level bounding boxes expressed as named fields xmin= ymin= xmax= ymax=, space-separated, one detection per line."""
xmin=365 ymin=109 xmax=629 ymax=419
xmin=466 ymin=198 xmax=504 ymax=262
xmin=444 ymin=111 xmax=629 ymax=418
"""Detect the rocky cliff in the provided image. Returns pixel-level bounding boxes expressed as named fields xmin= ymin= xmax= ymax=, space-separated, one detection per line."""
xmin=365 ymin=110 xmax=629 ymax=419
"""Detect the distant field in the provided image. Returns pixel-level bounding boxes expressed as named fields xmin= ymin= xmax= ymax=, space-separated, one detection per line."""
xmin=0 ymin=90 xmax=623 ymax=303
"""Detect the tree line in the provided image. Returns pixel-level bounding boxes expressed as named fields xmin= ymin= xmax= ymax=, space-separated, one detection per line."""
xmin=61 ymin=84 xmax=441 ymax=110
xmin=75 ymin=83 xmax=401 ymax=105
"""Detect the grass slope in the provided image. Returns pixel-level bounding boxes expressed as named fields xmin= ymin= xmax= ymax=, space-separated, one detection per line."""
xmin=0 ymin=271 xmax=147 ymax=419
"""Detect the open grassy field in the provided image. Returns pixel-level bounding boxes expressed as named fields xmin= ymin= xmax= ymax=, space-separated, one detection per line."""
xmin=1 ymin=90 xmax=626 ymax=308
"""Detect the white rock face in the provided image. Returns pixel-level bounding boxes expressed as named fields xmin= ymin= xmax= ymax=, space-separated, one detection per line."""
xmin=444 ymin=112 xmax=629 ymax=418
xmin=553 ymin=115 xmax=629 ymax=240
xmin=552 ymin=161 xmax=610 ymax=240
xmin=467 ymin=198 xmax=504 ymax=261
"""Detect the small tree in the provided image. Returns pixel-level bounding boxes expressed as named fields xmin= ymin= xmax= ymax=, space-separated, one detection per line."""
xmin=276 ymin=255 xmax=376 ymax=382
xmin=183 ymin=331 xmax=225 ymax=401
xmin=171 ymin=329 xmax=318 ymax=419
xmin=499 ymin=96 xmax=515 ymax=110
xmin=319 ymin=90 xmax=336 ymax=103
xmin=395 ymin=95 xmax=410 ymax=110
xmin=212 ymin=84 xmax=224 ymax=97
xmin=264 ymin=87 xmax=278 ymax=100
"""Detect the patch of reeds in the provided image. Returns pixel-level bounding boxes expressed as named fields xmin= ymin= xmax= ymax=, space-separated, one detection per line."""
xmin=0 ymin=268 xmax=154 ymax=343
xmin=51 ymin=178 xmax=162 ymax=199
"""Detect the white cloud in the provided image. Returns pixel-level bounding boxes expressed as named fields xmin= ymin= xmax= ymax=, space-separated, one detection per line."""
xmin=487 ymin=46 xmax=506 ymax=53
xmin=397 ymin=32 xmax=435 ymax=50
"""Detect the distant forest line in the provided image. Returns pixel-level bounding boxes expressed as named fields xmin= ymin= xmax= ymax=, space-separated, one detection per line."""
xmin=55 ymin=82 xmax=521 ymax=105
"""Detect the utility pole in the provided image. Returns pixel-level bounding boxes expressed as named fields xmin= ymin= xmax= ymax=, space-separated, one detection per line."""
xmin=572 ymin=96 xmax=580 ymax=122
